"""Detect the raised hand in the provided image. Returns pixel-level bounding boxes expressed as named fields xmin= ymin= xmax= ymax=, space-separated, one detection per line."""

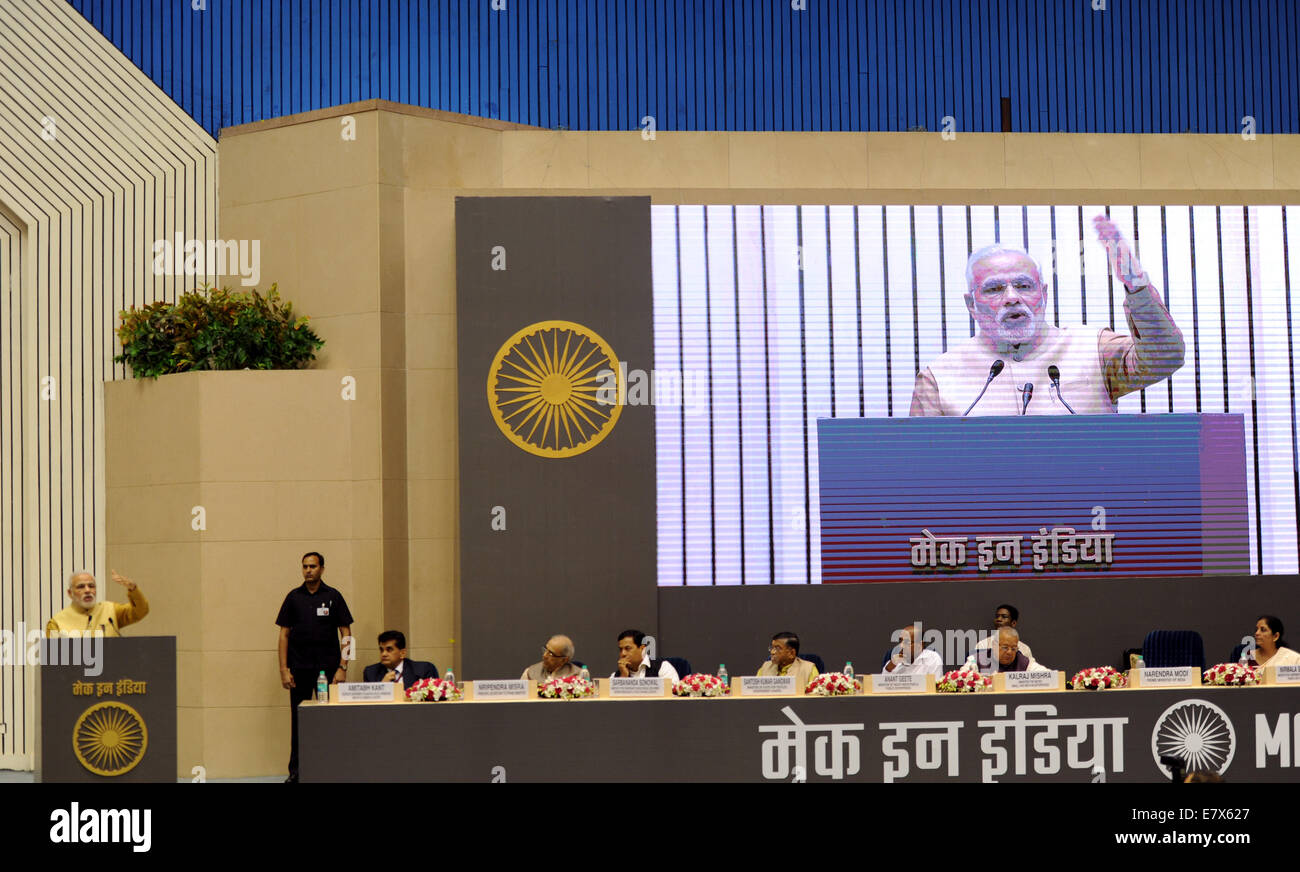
xmin=110 ymin=569 xmax=136 ymax=591
xmin=1093 ymin=214 xmax=1150 ymax=292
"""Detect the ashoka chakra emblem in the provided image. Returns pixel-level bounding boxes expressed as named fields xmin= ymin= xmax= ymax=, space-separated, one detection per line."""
xmin=1151 ymin=698 xmax=1234 ymax=777
xmin=73 ymin=701 xmax=149 ymax=776
xmin=487 ymin=320 xmax=623 ymax=458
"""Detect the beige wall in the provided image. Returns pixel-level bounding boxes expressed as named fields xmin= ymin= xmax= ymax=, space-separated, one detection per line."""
xmin=105 ymin=370 xmax=380 ymax=777
xmin=105 ymin=98 xmax=1299 ymax=777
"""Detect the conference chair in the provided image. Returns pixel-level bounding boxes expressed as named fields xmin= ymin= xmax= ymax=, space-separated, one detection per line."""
xmin=801 ymin=653 xmax=827 ymax=675
xmin=1140 ymin=630 xmax=1206 ymax=670
xmin=663 ymin=656 xmax=692 ymax=678
xmin=1230 ymin=642 xmax=1250 ymax=663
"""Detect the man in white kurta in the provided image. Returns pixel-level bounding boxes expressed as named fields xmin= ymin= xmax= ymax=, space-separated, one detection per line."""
xmin=882 ymin=624 xmax=944 ymax=676
xmin=910 ymin=215 xmax=1185 ymax=416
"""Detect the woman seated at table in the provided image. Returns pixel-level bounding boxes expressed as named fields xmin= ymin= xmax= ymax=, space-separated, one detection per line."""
xmin=1250 ymin=615 xmax=1300 ymax=668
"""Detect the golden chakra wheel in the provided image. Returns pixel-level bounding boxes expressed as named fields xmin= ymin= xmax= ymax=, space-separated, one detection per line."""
xmin=487 ymin=320 xmax=624 ymax=458
xmin=73 ymin=701 xmax=148 ymax=776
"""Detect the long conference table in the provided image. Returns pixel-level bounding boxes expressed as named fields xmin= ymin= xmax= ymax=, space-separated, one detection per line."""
xmin=299 ymin=678 xmax=1300 ymax=782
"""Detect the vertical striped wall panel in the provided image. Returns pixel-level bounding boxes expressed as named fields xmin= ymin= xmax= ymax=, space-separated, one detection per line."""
xmin=653 ymin=204 xmax=1300 ymax=586
xmin=0 ymin=0 xmax=216 ymax=768
xmin=0 ymin=207 xmax=30 ymax=770
xmin=66 ymin=0 xmax=1299 ymax=136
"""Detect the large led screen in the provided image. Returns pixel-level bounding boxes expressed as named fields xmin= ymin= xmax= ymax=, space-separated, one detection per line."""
xmin=652 ymin=205 xmax=1300 ymax=584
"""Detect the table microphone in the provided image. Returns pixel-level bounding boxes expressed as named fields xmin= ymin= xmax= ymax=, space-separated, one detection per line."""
xmin=1047 ymin=365 xmax=1078 ymax=415
xmin=1020 ymin=382 xmax=1034 ymax=415
xmin=963 ymin=360 xmax=1005 ymax=416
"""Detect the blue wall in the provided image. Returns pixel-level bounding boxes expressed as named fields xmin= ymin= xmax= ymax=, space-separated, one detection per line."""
xmin=68 ymin=0 xmax=1298 ymax=135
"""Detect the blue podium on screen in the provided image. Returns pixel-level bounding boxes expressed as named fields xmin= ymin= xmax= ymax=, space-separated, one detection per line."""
xmin=816 ymin=414 xmax=1249 ymax=581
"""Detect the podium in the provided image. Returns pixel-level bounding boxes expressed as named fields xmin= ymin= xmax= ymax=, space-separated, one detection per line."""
xmin=817 ymin=414 xmax=1249 ymax=581
xmin=38 ymin=636 xmax=177 ymax=782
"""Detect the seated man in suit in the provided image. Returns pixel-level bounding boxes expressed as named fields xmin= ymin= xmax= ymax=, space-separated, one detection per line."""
xmin=521 ymin=634 xmax=584 ymax=682
xmin=362 ymin=630 xmax=438 ymax=689
xmin=757 ymin=631 xmax=819 ymax=686
xmin=882 ymin=623 xmax=944 ymax=676
xmin=964 ymin=627 xmax=1049 ymax=674
xmin=611 ymin=629 xmax=679 ymax=682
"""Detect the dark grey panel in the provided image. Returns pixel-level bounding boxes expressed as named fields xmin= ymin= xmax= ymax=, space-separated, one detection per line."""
xmin=658 ymin=576 xmax=1300 ymax=678
xmin=38 ymin=636 xmax=177 ymax=783
xmin=300 ymin=686 xmax=1300 ymax=783
xmin=457 ymin=197 xmax=657 ymax=680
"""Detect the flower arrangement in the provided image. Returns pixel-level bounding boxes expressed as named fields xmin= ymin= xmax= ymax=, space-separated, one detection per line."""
xmin=672 ymin=674 xmax=730 ymax=697
xmin=936 ymin=668 xmax=993 ymax=693
xmin=1203 ymin=662 xmax=1261 ymax=687
xmin=1070 ymin=666 xmax=1128 ymax=690
xmin=538 ymin=675 xmax=597 ymax=700
xmin=405 ymin=678 xmax=462 ymax=701
xmin=804 ymin=672 xmax=862 ymax=696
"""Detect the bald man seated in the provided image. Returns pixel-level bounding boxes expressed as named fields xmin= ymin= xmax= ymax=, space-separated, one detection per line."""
xmin=882 ymin=624 xmax=944 ymax=676
xmin=964 ymin=627 xmax=1049 ymax=673
xmin=521 ymin=635 xmax=584 ymax=682
xmin=46 ymin=570 xmax=149 ymax=636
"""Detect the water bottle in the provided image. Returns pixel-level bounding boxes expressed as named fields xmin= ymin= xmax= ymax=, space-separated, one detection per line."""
xmin=1239 ymin=644 xmax=1252 ymax=664
xmin=843 ymin=661 xmax=855 ymax=681
xmin=1134 ymin=654 xmax=1145 ymax=672
xmin=444 ymin=668 xmax=456 ymax=689
xmin=718 ymin=663 xmax=728 ymax=688
xmin=315 ymin=671 xmax=328 ymax=703
xmin=579 ymin=664 xmax=591 ymax=683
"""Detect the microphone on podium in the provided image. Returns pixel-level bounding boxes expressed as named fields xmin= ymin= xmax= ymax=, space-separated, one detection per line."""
xmin=1020 ymin=382 xmax=1034 ymax=416
xmin=963 ymin=360 xmax=1005 ymax=417
xmin=1047 ymin=365 xmax=1078 ymax=415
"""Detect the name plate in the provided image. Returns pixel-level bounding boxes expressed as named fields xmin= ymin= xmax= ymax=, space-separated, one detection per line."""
xmin=332 ymin=682 xmax=402 ymax=703
xmin=995 ymin=670 xmax=1063 ymax=692
xmin=737 ymin=676 xmax=797 ymax=696
xmin=469 ymin=680 xmax=531 ymax=700
xmin=1133 ymin=666 xmax=1199 ymax=688
xmin=1267 ymin=665 xmax=1300 ymax=685
xmin=869 ymin=672 xmax=933 ymax=694
xmin=607 ymin=677 xmax=669 ymax=698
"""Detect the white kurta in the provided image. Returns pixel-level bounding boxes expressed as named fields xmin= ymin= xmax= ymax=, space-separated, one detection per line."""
xmin=881 ymin=647 xmax=945 ymax=677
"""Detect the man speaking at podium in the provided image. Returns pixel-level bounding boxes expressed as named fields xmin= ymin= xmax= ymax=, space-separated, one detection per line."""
xmin=46 ymin=570 xmax=149 ymax=636
xmin=909 ymin=215 xmax=1184 ymax=416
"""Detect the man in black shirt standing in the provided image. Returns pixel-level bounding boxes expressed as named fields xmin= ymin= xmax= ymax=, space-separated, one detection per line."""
xmin=275 ymin=551 xmax=354 ymax=782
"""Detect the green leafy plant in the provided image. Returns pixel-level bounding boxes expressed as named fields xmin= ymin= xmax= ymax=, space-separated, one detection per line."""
xmin=114 ymin=284 xmax=324 ymax=378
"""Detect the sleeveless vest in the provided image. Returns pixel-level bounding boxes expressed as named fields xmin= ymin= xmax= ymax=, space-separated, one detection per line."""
xmin=926 ymin=326 xmax=1115 ymax=416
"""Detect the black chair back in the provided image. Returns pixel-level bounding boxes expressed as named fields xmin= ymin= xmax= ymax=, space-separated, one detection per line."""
xmin=663 ymin=656 xmax=692 ymax=678
xmin=1141 ymin=630 xmax=1206 ymax=670
xmin=801 ymin=653 xmax=827 ymax=675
